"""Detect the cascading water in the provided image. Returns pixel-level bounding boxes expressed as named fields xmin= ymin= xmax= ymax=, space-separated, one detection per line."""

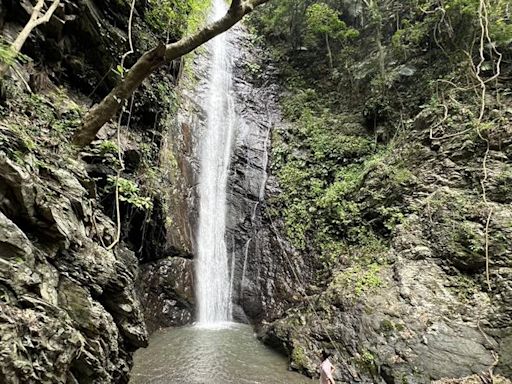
xmin=130 ymin=4 xmax=316 ymax=383
xmin=196 ymin=0 xmax=236 ymax=325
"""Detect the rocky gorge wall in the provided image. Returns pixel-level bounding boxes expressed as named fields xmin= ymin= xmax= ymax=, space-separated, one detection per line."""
xmin=248 ymin=3 xmax=512 ymax=383
xmin=141 ymin=22 xmax=307 ymax=327
xmin=0 ymin=0 xmax=198 ymax=382
xmin=225 ymin=29 xmax=308 ymax=324
xmin=1 ymin=1 xmax=511 ymax=384
xmin=0 ymin=147 xmax=147 ymax=383
xmin=0 ymin=8 xmax=305 ymax=383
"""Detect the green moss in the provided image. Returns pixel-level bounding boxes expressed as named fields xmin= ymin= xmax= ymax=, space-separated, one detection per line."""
xmin=377 ymin=206 xmax=406 ymax=231
xmin=176 ymin=0 xmax=212 ymax=83
xmin=330 ymin=263 xmax=383 ymax=297
xmin=455 ymin=221 xmax=484 ymax=255
xmin=317 ymin=240 xmax=346 ymax=266
xmin=0 ymin=37 xmax=29 ymax=67
xmin=449 ymin=274 xmax=479 ymax=303
xmin=379 ymin=319 xmax=394 ymax=333
xmin=395 ymin=322 xmax=405 ymax=331
xmin=8 ymin=123 xmax=36 ymax=152
xmin=25 ymin=93 xmax=55 ymax=121
xmin=355 ymin=350 xmax=378 ymax=376
xmin=361 ymin=350 xmax=375 ymax=364
xmin=291 ymin=344 xmax=308 ymax=370
xmin=155 ymin=82 xmax=175 ymax=105
xmin=185 ymin=0 xmax=212 ymax=35
xmin=493 ymin=165 xmax=512 ymax=202
xmin=59 ymin=280 xmax=96 ymax=332
xmin=379 ymin=319 xmax=406 ymax=334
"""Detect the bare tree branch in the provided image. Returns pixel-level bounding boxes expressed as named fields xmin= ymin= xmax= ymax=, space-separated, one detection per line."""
xmin=33 ymin=0 xmax=60 ymax=27
xmin=0 ymin=0 xmax=61 ymax=79
xmin=72 ymin=0 xmax=271 ymax=147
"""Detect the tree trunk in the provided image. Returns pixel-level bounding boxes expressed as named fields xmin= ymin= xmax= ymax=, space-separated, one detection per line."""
xmin=73 ymin=43 xmax=167 ymax=147
xmin=72 ymin=0 xmax=270 ymax=148
xmin=0 ymin=0 xmax=60 ymax=79
xmin=325 ymin=33 xmax=333 ymax=70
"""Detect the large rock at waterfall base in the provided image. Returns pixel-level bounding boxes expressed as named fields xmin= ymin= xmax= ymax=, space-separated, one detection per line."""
xmin=139 ymin=257 xmax=195 ymax=332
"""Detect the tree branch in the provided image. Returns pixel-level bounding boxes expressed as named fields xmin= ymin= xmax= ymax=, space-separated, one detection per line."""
xmin=163 ymin=1 xmax=251 ymax=61
xmin=0 ymin=0 xmax=61 ymax=79
xmin=72 ymin=0 xmax=271 ymax=147
xmin=33 ymin=0 xmax=61 ymax=27
xmin=73 ymin=43 xmax=167 ymax=147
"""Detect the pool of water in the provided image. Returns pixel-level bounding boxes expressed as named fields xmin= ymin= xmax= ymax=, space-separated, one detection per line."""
xmin=129 ymin=323 xmax=313 ymax=384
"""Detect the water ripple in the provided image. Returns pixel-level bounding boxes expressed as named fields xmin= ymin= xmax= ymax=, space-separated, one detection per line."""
xmin=130 ymin=325 xmax=313 ymax=384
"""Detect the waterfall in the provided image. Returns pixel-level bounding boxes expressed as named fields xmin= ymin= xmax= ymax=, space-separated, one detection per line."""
xmin=196 ymin=0 xmax=236 ymax=325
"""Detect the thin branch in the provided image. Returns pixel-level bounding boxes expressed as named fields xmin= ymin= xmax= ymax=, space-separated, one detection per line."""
xmin=472 ymin=0 xmax=502 ymax=291
xmin=0 ymin=0 xmax=61 ymax=79
xmin=484 ymin=207 xmax=493 ymax=291
xmin=33 ymin=0 xmax=61 ymax=27
xmin=105 ymin=108 xmax=126 ymax=251
xmin=120 ymin=0 xmax=137 ymax=69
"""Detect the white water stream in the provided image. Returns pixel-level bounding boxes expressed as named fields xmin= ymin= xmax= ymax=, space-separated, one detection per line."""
xmin=130 ymin=4 xmax=314 ymax=383
xmin=196 ymin=0 xmax=236 ymax=324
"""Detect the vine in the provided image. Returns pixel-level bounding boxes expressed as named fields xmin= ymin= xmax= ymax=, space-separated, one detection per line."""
xmin=424 ymin=0 xmax=504 ymax=291
xmin=471 ymin=0 xmax=502 ymax=291
xmin=107 ymin=0 xmax=136 ymax=251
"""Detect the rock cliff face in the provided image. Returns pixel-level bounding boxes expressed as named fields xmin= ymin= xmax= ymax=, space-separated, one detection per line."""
xmin=225 ymin=31 xmax=305 ymax=324
xmin=143 ymin=24 xmax=306 ymax=327
xmin=247 ymin=6 xmax=512 ymax=384
xmin=0 ymin=151 xmax=148 ymax=383
xmin=253 ymin=69 xmax=512 ymax=384
xmin=135 ymin=36 xmax=202 ymax=333
xmin=0 ymin=0 xmax=187 ymax=382
xmin=135 ymin=57 xmax=198 ymax=332
xmin=137 ymin=17 xmax=511 ymax=384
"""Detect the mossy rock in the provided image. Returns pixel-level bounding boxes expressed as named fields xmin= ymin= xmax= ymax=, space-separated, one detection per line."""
xmin=427 ymin=189 xmax=511 ymax=272
xmin=58 ymin=278 xmax=97 ymax=334
xmin=289 ymin=339 xmax=317 ymax=377
xmin=291 ymin=344 xmax=308 ymax=371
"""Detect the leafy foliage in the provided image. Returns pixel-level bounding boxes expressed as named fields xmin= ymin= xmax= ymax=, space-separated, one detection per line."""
xmin=305 ymin=3 xmax=359 ymax=45
xmin=391 ymin=0 xmax=512 ymax=54
xmin=251 ymin=0 xmax=511 ymax=279
xmin=270 ymin=78 xmax=416 ymax=267
xmin=0 ymin=38 xmax=29 ymax=67
xmin=251 ymin=0 xmax=311 ymax=48
xmin=107 ymin=176 xmax=153 ymax=210
xmin=331 ymin=263 xmax=383 ymax=297
xmin=145 ymin=0 xmax=211 ymax=37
